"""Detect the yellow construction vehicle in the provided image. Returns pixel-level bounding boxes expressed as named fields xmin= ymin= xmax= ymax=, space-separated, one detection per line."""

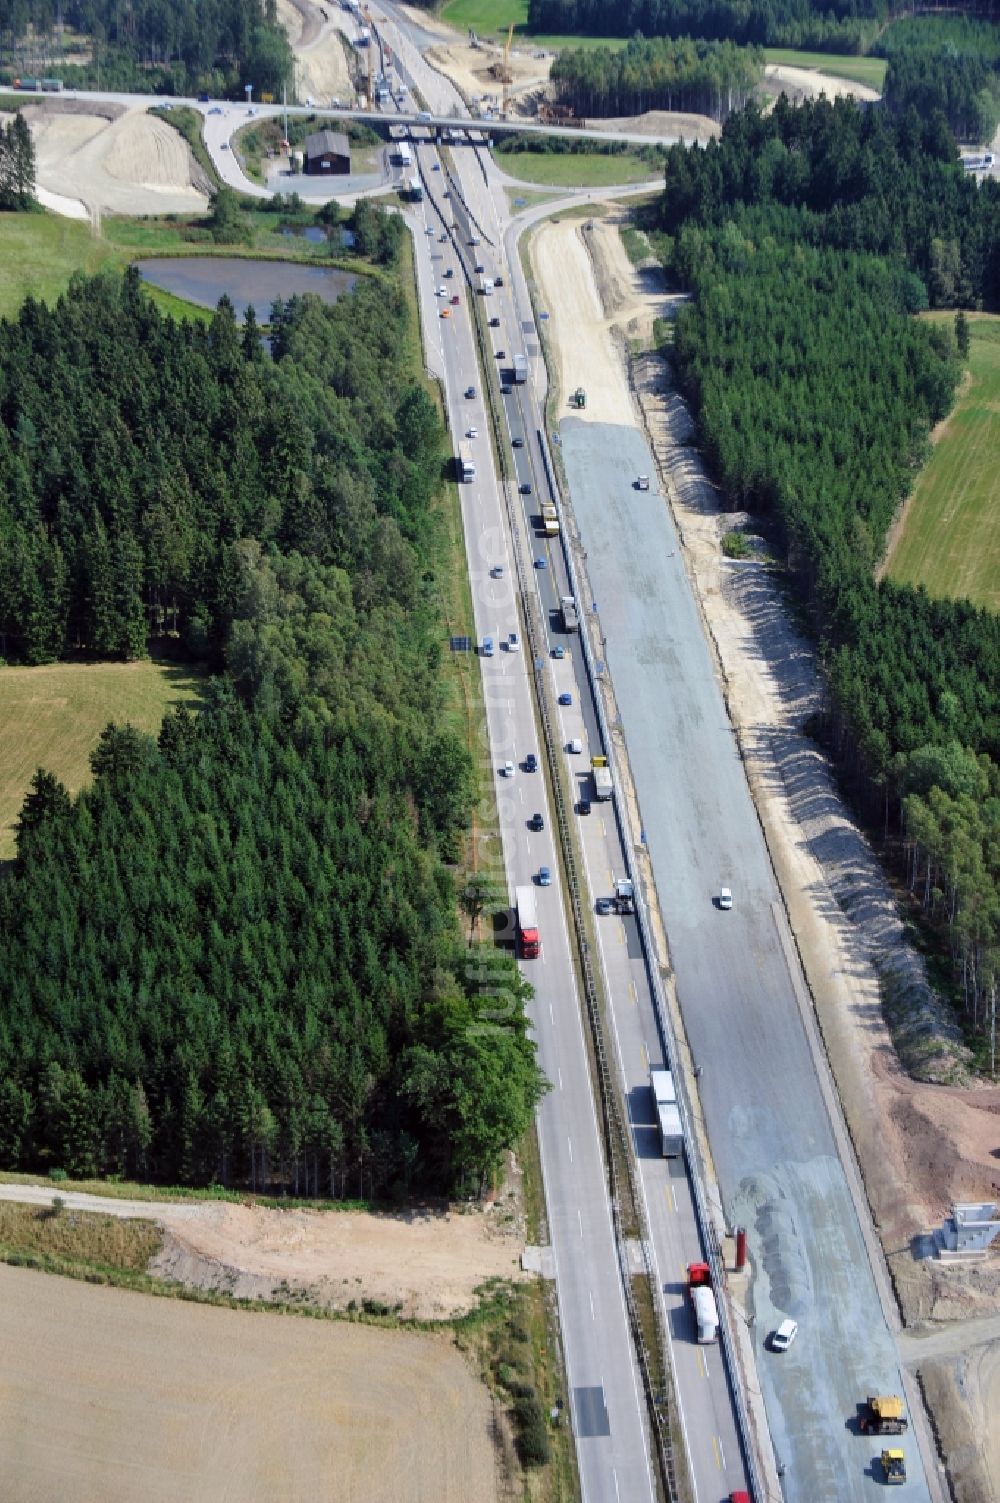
xmin=859 ymin=1396 xmax=908 ymax=1435
xmin=881 ymin=1449 xmax=906 ymax=1485
xmin=502 ymin=21 xmax=514 ymax=118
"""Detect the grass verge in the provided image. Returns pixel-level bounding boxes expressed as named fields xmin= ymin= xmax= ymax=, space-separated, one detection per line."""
xmin=763 ymin=46 xmax=886 ymax=89
xmin=0 ymin=659 xmax=206 ymax=860
xmin=886 ymin=312 xmax=1000 ymax=612
xmin=497 ymin=149 xmax=660 ymax=187
xmin=0 ymin=1199 xmax=162 ymax=1273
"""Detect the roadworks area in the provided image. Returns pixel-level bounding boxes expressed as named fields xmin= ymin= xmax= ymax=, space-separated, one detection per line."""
xmin=528 ymin=204 xmax=1000 ymax=1503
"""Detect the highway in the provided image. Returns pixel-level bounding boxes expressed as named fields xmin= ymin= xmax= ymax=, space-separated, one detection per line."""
xmin=407 ymin=146 xmax=659 ymax=1503
xmin=374 ymin=14 xmax=936 ymax=1502
xmin=46 ymin=8 xmax=940 ymax=1497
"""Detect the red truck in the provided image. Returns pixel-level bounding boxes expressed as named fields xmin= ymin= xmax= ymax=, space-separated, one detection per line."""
xmin=515 ymin=885 xmax=540 ymax=959
xmin=687 ymin=1262 xmax=720 ymax=1343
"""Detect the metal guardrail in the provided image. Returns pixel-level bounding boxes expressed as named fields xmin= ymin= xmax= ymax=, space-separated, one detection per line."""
xmin=536 ymin=414 xmax=766 ymax=1502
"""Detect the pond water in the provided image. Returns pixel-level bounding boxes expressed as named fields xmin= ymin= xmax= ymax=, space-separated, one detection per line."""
xmin=136 ymin=257 xmax=357 ymax=322
xmin=279 ymin=224 xmax=328 ymax=244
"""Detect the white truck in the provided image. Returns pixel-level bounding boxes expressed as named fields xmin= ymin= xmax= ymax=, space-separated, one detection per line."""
xmin=591 ymin=755 xmax=613 ymax=801
xmin=480 ymin=276 xmax=494 ymax=296
xmin=651 ymin=1069 xmax=682 ymax=1156
xmin=395 ymin=141 xmax=412 ymax=167
xmin=513 ymin=352 xmax=528 ymax=383
xmin=560 ymin=596 xmax=579 ymax=633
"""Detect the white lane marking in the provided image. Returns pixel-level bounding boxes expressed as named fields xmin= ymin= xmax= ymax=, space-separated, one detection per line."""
xmin=612 ymin=1469 xmax=622 ymax=1503
xmin=717 ymin=1435 xmax=727 ymax=1471
xmin=589 ymin=1290 xmax=596 ymax=1321
xmin=578 ymin=1208 xmax=584 ymax=1237
xmin=558 ymin=1067 xmax=563 ymax=1092
xmin=567 ymin=1136 xmax=573 ymax=1164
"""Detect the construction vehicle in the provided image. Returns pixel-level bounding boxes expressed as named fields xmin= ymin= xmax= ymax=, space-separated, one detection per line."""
xmin=881 ymin=1449 xmax=906 ymax=1485
xmin=570 ymin=387 xmax=586 ymax=409
xmin=541 ymin=503 xmax=559 ymax=536
xmin=687 ymin=1263 xmax=719 ymax=1342
xmin=611 ymin=876 xmax=634 ymax=914
xmin=859 ymin=1396 xmax=908 ymax=1435
xmin=591 ymin=755 xmax=613 ymax=801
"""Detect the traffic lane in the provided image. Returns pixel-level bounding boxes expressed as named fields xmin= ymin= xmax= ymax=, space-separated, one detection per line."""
xmin=561 ymin=420 xmax=928 ymax=1501
xmin=578 ymin=818 xmax=748 ymax=1502
xmin=427 ymin=245 xmax=657 ymax=1503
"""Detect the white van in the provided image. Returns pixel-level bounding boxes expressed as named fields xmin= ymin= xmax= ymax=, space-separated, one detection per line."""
xmin=567 ymin=738 xmax=582 ymax=754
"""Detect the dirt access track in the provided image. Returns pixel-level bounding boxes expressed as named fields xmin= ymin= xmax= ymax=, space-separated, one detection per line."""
xmin=0 ymin=1262 xmax=496 ymax=1503
xmin=0 ymin=1182 xmax=526 ymax=1319
xmin=529 ymin=205 xmax=1000 ymax=1503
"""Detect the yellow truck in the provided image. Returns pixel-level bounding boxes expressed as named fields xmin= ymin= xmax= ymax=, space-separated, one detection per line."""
xmin=881 ymin=1450 xmax=906 ymax=1485
xmin=859 ymin=1396 xmax=908 ymax=1435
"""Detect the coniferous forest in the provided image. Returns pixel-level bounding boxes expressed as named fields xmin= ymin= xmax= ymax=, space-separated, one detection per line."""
xmin=0 ymin=267 xmax=545 ymax=1192
xmin=657 ymin=98 xmax=1000 ymax=1058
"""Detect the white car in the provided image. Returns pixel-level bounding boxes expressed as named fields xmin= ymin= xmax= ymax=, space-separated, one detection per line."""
xmin=508 ymin=632 xmax=520 ymax=652
xmin=501 ymin=760 xmax=515 ymax=778
xmin=436 ymin=286 xmax=447 ymax=297
xmin=719 ymin=887 xmax=733 ymax=910
xmin=467 ymin=426 xmax=478 ymax=439
xmin=771 ymin=1319 xmax=798 ymax=1352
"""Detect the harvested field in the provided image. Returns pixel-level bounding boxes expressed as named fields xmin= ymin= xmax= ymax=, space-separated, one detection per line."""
xmin=0 ymin=1262 xmax=497 ymax=1503
xmin=0 ymin=660 xmax=204 ymax=860
xmin=885 ymin=312 xmax=1000 ymax=611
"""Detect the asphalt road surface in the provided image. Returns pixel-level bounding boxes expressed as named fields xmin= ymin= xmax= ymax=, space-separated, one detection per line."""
xmin=560 ymin=419 xmax=931 ymax=1502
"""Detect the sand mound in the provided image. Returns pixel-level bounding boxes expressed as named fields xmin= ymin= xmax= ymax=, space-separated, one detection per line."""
xmin=104 ymin=111 xmax=200 ymax=188
xmin=26 ymin=104 xmax=211 ymax=218
xmin=587 ymin=109 xmax=719 ymax=144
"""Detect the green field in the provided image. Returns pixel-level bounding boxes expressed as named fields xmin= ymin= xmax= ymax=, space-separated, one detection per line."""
xmin=764 ymin=47 xmax=887 ymax=90
xmin=498 ymin=149 xmax=660 ymax=186
xmin=0 ymin=215 xmax=119 ymax=318
xmin=440 ymin=0 xmax=625 ymax=48
xmin=0 ymin=660 xmax=205 ymax=859
xmin=886 ymin=314 xmax=1000 ymax=611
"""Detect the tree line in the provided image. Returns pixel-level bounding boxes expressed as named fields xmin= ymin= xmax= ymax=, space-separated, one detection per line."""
xmin=0 ymin=267 xmax=545 ymax=1192
xmin=879 ymin=17 xmax=1000 ymax=144
xmin=0 ymin=109 xmax=34 ymax=209
xmin=0 ymin=0 xmax=292 ymax=96
xmin=656 ymin=97 xmax=1000 ymax=1063
xmin=549 ymin=34 xmax=762 ymax=121
xmin=527 ymin=0 xmax=888 ymax=53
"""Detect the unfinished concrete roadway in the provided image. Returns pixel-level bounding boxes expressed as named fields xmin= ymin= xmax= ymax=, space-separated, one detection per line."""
xmin=559 ymin=417 xmax=932 ymax=1503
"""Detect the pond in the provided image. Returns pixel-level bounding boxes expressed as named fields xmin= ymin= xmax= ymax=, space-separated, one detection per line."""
xmin=136 ymin=257 xmax=357 ymax=322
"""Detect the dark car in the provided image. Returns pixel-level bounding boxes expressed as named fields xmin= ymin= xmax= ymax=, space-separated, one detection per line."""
xmin=497 ymin=349 xmax=506 ymax=360
xmin=534 ymin=557 xmax=547 ymax=569
xmin=528 ymin=812 xmax=544 ymax=832
xmin=558 ymin=692 xmax=573 ymax=706
xmin=525 ymin=753 xmax=538 ymax=772
xmin=577 ymin=797 xmax=591 ymax=815
xmin=490 ymin=316 xmax=501 ymax=327
xmin=512 ymin=436 xmax=524 ymax=447
xmin=475 ymin=263 xmax=485 ymax=274
xmin=519 ymin=482 xmax=532 ymax=495
xmin=501 ymin=383 xmax=512 ymax=394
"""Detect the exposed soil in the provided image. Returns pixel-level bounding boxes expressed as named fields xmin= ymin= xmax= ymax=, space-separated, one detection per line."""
xmin=761 ymin=63 xmax=881 ymax=104
xmin=277 ymin=0 xmax=355 ymax=105
xmin=425 ymin=38 xmax=552 ymax=112
xmin=15 ymin=101 xmax=211 ymax=217
xmin=0 ymin=1183 xmax=527 ymax=1320
xmin=531 ymin=201 xmax=1000 ymax=1503
xmin=586 ymin=109 xmax=720 ymax=143
xmin=0 ymin=1261 xmax=497 ymax=1503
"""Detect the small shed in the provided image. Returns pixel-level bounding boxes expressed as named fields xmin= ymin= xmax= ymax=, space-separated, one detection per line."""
xmin=304 ymin=129 xmax=351 ymax=175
